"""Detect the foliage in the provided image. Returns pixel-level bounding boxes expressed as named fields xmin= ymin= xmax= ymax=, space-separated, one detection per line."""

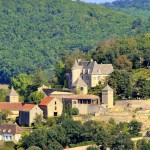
xmin=128 ymin=120 xmax=142 ymax=137
xmin=115 ymin=55 xmax=132 ymax=71
xmin=0 ymin=0 xmax=149 ymax=82
xmin=0 ymin=89 xmax=7 ymax=102
xmin=104 ymin=0 xmax=150 ymax=20
xmin=108 ymin=70 xmax=133 ymax=99
xmin=72 ymin=108 xmax=79 ymax=115
xmin=89 ymin=34 xmax=150 ymax=70
xmin=26 ymin=146 xmax=41 ymax=150
xmin=133 ymin=78 xmax=150 ymax=99
xmin=28 ymin=91 xmax=45 ymax=104
xmin=87 ymin=146 xmax=99 ymax=150
xmin=137 ymin=139 xmax=150 ymax=150
xmin=34 ymin=114 xmax=43 ymax=128
xmin=70 ymin=141 xmax=95 ymax=148
xmin=10 ymin=72 xmax=47 ymax=102
xmin=111 ymin=132 xmax=133 ymax=150
xmin=21 ymin=119 xmax=137 ymax=150
xmin=1 ymin=109 xmax=10 ymax=120
xmin=88 ymin=81 xmax=105 ymax=96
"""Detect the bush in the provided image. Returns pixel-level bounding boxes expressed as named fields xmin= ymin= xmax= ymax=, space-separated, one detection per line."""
xmin=69 ymin=141 xmax=95 ymax=148
xmin=72 ymin=108 xmax=79 ymax=115
xmin=27 ymin=146 xmax=41 ymax=150
xmin=87 ymin=146 xmax=99 ymax=150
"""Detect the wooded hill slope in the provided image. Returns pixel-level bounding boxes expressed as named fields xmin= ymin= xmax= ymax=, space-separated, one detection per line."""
xmin=0 ymin=0 xmax=149 ymax=82
xmin=104 ymin=0 xmax=150 ymax=19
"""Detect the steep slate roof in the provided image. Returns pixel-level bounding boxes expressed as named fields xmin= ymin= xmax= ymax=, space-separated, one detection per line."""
xmin=72 ymin=60 xmax=113 ymax=75
xmin=10 ymin=87 xmax=18 ymax=96
xmin=0 ymin=102 xmax=23 ymax=112
xmin=102 ymin=84 xmax=113 ymax=91
xmin=0 ymin=124 xmax=22 ymax=135
xmin=72 ymin=77 xmax=87 ymax=87
xmin=99 ymin=64 xmax=114 ymax=75
xmin=21 ymin=104 xmax=36 ymax=111
xmin=39 ymin=97 xmax=55 ymax=106
xmin=72 ymin=60 xmax=82 ymax=69
xmin=63 ymin=94 xmax=99 ymax=100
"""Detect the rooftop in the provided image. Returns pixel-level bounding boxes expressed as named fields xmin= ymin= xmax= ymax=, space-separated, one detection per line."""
xmin=102 ymin=84 xmax=113 ymax=91
xmin=21 ymin=104 xmax=36 ymax=111
xmin=0 ymin=124 xmax=22 ymax=135
xmin=9 ymin=87 xmax=18 ymax=96
xmin=63 ymin=94 xmax=100 ymax=100
xmin=39 ymin=97 xmax=55 ymax=106
xmin=71 ymin=60 xmax=114 ymax=75
xmin=72 ymin=76 xmax=87 ymax=87
xmin=0 ymin=102 xmax=23 ymax=112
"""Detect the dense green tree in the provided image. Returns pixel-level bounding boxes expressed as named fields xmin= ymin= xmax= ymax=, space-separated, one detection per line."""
xmin=62 ymin=119 xmax=82 ymax=144
xmin=11 ymin=73 xmax=32 ymax=97
xmin=133 ymin=78 xmax=150 ymax=99
xmin=27 ymin=146 xmax=41 ymax=150
xmin=137 ymin=139 xmax=150 ymax=150
xmin=128 ymin=120 xmax=142 ymax=137
xmin=28 ymin=91 xmax=45 ymax=104
xmin=111 ymin=132 xmax=133 ymax=150
xmin=108 ymin=70 xmax=133 ymax=99
xmin=54 ymin=60 xmax=65 ymax=85
xmin=0 ymin=89 xmax=7 ymax=102
xmin=115 ymin=55 xmax=132 ymax=71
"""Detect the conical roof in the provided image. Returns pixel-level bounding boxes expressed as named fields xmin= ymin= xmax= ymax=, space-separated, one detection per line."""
xmin=72 ymin=77 xmax=87 ymax=87
xmin=10 ymin=87 xmax=19 ymax=96
xmin=102 ymin=84 xmax=113 ymax=91
xmin=71 ymin=60 xmax=80 ymax=69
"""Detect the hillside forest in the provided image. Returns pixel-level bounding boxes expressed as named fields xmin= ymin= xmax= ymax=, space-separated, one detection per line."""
xmin=0 ymin=0 xmax=150 ymax=83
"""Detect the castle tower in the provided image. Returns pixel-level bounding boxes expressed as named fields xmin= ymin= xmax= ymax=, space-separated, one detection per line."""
xmin=102 ymin=84 xmax=113 ymax=108
xmin=7 ymin=87 xmax=19 ymax=102
xmin=71 ymin=60 xmax=82 ymax=85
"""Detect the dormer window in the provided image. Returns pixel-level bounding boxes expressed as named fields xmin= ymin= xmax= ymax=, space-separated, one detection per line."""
xmin=3 ymin=129 xmax=6 ymax=133
xmin=8 ymin=129 xmax=11 ymax=133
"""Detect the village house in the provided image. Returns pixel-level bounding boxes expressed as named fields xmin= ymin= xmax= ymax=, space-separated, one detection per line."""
xmin=63 ymin=84 xmax=114 ymax=115
xmin=19 ymin=104 xmax=43 ymax=126
xmin=0 ymin=102 xmax=23 ymax=119
xmin=67 ymin=59 xmax=114 ymax=94
xmin=39 ymin=96 xmax=63 ymax=118
xmin=63 ymin=94 xmax=100 ymax=114
xmin=0 ymin=124 xmax=22 ymax=143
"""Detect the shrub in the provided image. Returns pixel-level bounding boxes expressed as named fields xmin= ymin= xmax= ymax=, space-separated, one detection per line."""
xmin=87 ymin=146 xmax=99 ymax=150
xmin=72 ymin=108 xmax=79 ymax=115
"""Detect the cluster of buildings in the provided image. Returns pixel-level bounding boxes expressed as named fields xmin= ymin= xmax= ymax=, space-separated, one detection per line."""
xmin=0 ymin=60 xmax=114 ymax=143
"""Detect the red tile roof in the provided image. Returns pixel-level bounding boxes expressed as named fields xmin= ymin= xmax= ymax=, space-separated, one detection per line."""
xmin=0 ymin=102 xmax=23 ymax=112
xmin=0 ymin=124 xmax=22 ymax=135
xmin=39 ymin=97 xmax=55 ymax=106
xmin=21 ymin=104 xmax=36 ymax=111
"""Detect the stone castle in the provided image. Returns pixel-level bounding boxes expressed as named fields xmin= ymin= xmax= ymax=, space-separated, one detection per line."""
xmin=67 ymin=59 xmax=114 ymax=94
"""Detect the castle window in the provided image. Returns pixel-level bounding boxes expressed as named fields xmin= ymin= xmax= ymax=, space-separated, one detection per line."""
xmin=55 ymin=106 xmax=57 ymax=110
xmin=55 ymin=101 xmax=56 ymax=105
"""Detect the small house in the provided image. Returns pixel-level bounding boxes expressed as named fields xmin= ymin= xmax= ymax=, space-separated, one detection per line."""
xmin=39 ymin=97 xmax=63 ymax=119
xmin=0 ymin=124 xmax=22 ymax=143
xmin=19 ymin=104 xmax=43 ymax=126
